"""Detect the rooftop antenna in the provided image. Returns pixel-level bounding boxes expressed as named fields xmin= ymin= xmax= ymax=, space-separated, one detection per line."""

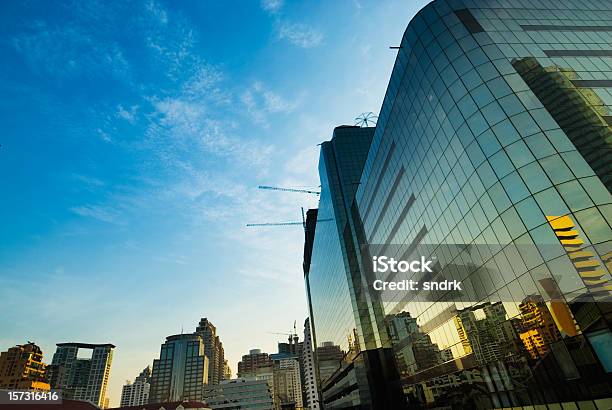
xmin=355 ymin=112 xmax=378 ymax=127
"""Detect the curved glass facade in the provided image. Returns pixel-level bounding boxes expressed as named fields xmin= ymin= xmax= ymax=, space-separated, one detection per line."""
xmin=308 ymin=0 xmax=612 ymax=408
xmin=354 ymin=0 xmax=612 ymax=407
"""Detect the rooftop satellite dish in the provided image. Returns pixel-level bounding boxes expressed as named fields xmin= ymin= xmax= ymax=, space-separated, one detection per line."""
xmin=355 ymin=112 xmax=378 ymax=127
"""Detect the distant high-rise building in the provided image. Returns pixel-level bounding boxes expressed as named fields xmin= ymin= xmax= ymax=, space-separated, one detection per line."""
xmin=195 ymin=318 xmax=225 ymax=385
xmin=203 ymin=378 xmax=274 ymax=410
xmin=47 ymin=343 xmax=114 ymax=407
xmin=149 ymin=334 xmax=209 ymax=404
xmin=302 ymin=318 xmax=320 ymax=410
xmin=237 ymin=349 xmax=273 ymax=378
xmin=222 ymin=360 xmax=231 ymax=381
xmin=120 ymin=366 xmax=151 ymax=407
xmin=0 ymin=342 xmax=49 ymax=391
xmin=272 ymin=357 xmax=303 ymax=410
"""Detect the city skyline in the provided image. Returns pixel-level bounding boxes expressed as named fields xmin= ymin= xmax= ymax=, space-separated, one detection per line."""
xmin=0 ymin=0 xmax=428 ymax=406
xmin=3 ymin=0 xmax=611 ymax=409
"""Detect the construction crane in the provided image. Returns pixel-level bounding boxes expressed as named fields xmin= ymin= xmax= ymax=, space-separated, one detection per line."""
xmin=268 ymin=332 xmax=295 ymax=337
xmin=268 ymin=321 xmax=299 ymax=343
xmin=247 ymin=207 xmax=306 ymax=229
xmin=258 ymin=185 xmax=320 ymax=196
xmin=246 ymin=221 xmax=303 ymax=227
xmin=246 ymin=207 xmax=332 ymax=229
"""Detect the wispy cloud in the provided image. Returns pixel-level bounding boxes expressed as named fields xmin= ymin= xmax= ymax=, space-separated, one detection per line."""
xmin=181 ymin=65 xmax=228 ymax=103
xmin=141 ymin=1 xmax=196 ymax=81
xmin=241 ymin=81 xmax=300 ymax=126
xmin=70 ymin=205 xmax=124 ymax=225
xmin=127 ymin=2 xmax=276 ymax=170
xmin=259 ymin=0 xmax=323 ymax=48
xmin=153 ymin=254 xmax=188 ymax=265
xmin=12 ymin=21 xmax=130 ymax=79
xmin=117 ymin=105 xmax=139 ymax=123
xmin=148 ymin=95 xmax=273 ymax=168
xmin=96 ymin=128 xmax=113 ymax=143
xmin=145 ymin=0 xmax=168 ymax=25
xmin=71 ymin=174 xmax=106 ymax=188
xmin=277 ymin=21 xmax=324 ymax=48
xmin=261 ymin=0 xmax=284 ymax=14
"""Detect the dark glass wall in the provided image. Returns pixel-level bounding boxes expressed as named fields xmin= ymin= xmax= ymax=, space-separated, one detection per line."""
xmin=308 ymin=126 xmax=409 ymax=408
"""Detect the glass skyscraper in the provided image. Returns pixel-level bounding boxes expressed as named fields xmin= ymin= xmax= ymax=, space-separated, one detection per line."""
xmin=306 ymin=0 xmax=612 ymax=408
xmin=305 ymin=125 xmax=407 ymax=408
xmin=149 ymin=334 xmax=209 ymax=403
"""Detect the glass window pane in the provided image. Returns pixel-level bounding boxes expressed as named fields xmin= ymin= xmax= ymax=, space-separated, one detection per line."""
xmin=506 ymin=140 xmax=535 ymax=168
xmin=556 ymin=181 xmax=594 ymax=212
xmin=534 ymin=187 xmax=570 ymax=216
xmin=539 ymin=155 xmax=574 ymax=185
xmin=519 ymin=162 xmax=552 ymax=194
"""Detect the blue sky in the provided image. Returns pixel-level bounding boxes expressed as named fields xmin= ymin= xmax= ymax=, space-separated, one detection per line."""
xmin=0 ymin=0 xmax=427 ymax=405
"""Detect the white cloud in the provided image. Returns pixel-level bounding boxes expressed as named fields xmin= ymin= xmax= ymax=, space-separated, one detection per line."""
xmin=70 ymin=205 xmax=124 ymax=224
xmin=259 ymin=0 xmax=322 ymax=49
xmin=139 ymin=1 xmax=197 ymax=80
xmin=117 ymin=104 xmax=139 ymax=123
xmin=182 ymin=65 xmax=227 ymax=102
xmin=71 ymin=174 xmax=106 ymax=187
xmin=96 ymin=128 xmax=113 ymax=143
xmin=241 ymin=81 xmax=299 ymax=126
xmin=278 ymin=21 xmax=323 ymax=48
xmin=11 ymin=22 xmax=130 ymax=78
xmin=261 ymin=0 xmax=284 ymax=13
xmin=145 ymin=0 xmax=168 ymax=25
xmin=148 ymin=96 xmax=273 ymax=169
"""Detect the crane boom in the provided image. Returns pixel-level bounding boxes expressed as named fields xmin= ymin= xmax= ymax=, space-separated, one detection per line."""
xmin=246 ymin=222 xmax=303 ymax=227
xmin=246 ymin=218 xmax=333 ymax=228
xmin=258 ymin=185 xmax=320 ymax=195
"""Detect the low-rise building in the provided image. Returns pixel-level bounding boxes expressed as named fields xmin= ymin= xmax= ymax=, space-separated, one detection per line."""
xmin=203 ymin=378 xmax=274 ymax=410
xmin=0 ymin=342 xmax=50 ymax=391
